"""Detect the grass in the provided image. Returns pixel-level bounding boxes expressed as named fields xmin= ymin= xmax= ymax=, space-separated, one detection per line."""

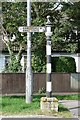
xmin=34 ymin=93 xmax=80 ymax=100
xmin=2 ymin=96 xmax=40 ymax=115
xmin=0 ymin=95 xmax=78 ymax=117
xmin=54 ymin=94 xmax=80 ymax=100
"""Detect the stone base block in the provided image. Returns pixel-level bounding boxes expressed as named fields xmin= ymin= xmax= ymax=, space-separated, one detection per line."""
xmin=40 ymin=97 xmax=58 ymax=112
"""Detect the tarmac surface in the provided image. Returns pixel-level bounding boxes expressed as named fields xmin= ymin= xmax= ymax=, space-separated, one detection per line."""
xmin=59 ymin=100 xmax=80 ymax=119
xmin=0 ymin=117 xmax=79 ymax=120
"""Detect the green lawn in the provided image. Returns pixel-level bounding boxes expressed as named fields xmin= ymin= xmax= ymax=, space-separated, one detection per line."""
xmin=34 ymin=93 xmax=80 ymax=100
xmin=54 ymin=94 xmax=80 ymax=100
xmin=0 ymin=94 xmax=79 ymax=117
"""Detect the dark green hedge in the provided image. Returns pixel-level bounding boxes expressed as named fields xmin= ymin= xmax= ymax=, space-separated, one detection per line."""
xmin=52 ymin=57 xmax=76 ymax=73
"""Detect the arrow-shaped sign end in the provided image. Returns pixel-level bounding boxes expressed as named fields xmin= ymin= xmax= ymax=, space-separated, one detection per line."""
xmin=18 ymin=27 xmax=23 ymax=32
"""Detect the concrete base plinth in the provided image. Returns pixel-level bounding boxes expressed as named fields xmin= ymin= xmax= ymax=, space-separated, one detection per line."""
xmin=40 ymin=97 xmax=58 ymax=112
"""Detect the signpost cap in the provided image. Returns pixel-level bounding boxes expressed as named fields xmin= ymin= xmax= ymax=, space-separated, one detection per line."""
xmin=47 ymin=15 xmax=50 ymax=19
xmin=46 ymin=15 xmax=52 ymax=26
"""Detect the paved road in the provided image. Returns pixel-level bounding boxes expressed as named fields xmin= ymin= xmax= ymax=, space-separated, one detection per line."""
xmin=0 ymin=117 xmax=78 ymax=120
xmin=59 ymin=100 xmax=80 ymax=119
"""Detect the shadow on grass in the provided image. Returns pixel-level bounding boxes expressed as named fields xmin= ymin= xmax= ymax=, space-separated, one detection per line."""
xmin=58 ymin=103 xmax=69 ymax=112
xmin=33 ymin=95 xmax=44 ymax=102
xmin=2 ymin=95 xmax=24 ymax=98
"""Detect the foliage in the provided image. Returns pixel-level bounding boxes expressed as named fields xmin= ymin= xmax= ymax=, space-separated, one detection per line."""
xmin=5 ymin=55 xmax=22 ymax=73
xmin=32 ymin=33 xmax=46 ymax=72
xmin=52 ymin=57 xmax=76 ymax=72
xmin=32 ymin=55 xmax=44 ymax=72
xmin=2 ymin=2 xmax=27 ymax=72
xmin=38 ymin=87 xmax=46 ymax=94
xmin=51 ymin=2 xmax=80 ymax=53
xmin=2 ymin=2 xmax=80 ymax=72
xmin=31 ymin=2 xmax=80 ymax=72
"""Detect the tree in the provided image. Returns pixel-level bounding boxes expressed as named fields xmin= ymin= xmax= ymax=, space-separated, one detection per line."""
xmin=2 ymin=2 xmax=27 ymax=72
xmin=52 ymin=57 xmax=76 ymax=72
xmin=31 ymin=2 xmax=64 ymax=72
xmin=52 ymin=2 xmax=80 ymax=53
xmin=31 ymin=2 xmax=79 ymax=72
xmin=2 ymin=2 xmax=80 ymax=72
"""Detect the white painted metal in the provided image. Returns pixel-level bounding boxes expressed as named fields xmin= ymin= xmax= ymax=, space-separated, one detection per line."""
xmin=46 ymin=82 xmax=52 ymax=92
xmin=46 ymin=45 xmax=51 ymax=55
xmin=47 ymin=63 xmax=51 ymax=73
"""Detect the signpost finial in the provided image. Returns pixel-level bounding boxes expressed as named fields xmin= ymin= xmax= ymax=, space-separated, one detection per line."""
xmin=47 ymin=15 xmax=50 ymax=21
xmin=46 ymin=15 xmax=51 ymax=25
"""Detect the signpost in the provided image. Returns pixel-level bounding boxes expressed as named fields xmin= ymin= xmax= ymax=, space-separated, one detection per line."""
xmin=45 ymin=16 xmax=52 ymax=98
xmin=18 ymin=16 xmax=52 ymax=101
xmin=18 ymin=16 xmax=58 ymax=112
xmin=18 ymin=26 xmax=46 ymax=33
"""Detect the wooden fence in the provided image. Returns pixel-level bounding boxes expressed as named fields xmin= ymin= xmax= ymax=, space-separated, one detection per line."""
xmin=0 ymin=73 xmax=80 ymax=95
